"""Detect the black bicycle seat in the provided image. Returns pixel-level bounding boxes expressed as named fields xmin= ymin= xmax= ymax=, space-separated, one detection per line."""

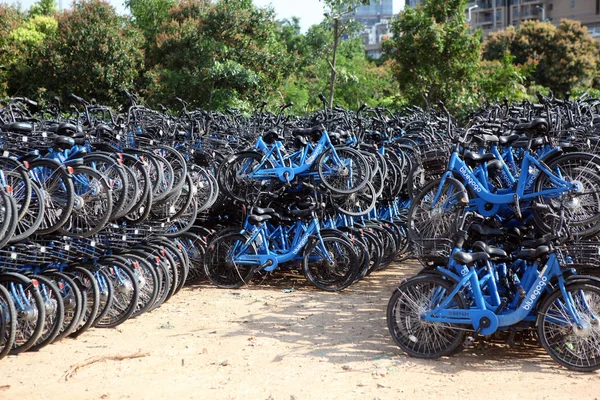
xmin=498 ymin=134 xmax=521 ymax=145
xmin=469 ymin=224 xmax=504 ymax=237
xmin=54 ymin=136 xmax=75 ymax=150
xmin=253 ymin=207 xmax=276 ymax=215
xmin=464 ymin=152 xmax=496 ymax=168
xmin=3 ymin=122 xmax=33 ymax=133
xmin=247 ymin=214 xmax=272 ymax=225
xmin=452 ymin=251 xmax=490 ymax=266
xmin=516 ymin=245 xmax=550 ymax=261
xmin=514 ymin=118 xmax=549 ymax=134
xmin=472 ymin=241 xmax=508 ymax=258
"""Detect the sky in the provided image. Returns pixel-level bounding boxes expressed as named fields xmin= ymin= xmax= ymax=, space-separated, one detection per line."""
xmin=5 ymin=0 xmax=404 ymax=32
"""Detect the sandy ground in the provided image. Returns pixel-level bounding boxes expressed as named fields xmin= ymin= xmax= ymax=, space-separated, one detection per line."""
xmin=1 ymin=261 xmax=599 ymax=400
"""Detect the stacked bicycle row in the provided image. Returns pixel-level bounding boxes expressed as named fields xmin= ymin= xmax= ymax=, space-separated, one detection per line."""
xmin=0 ymin=96 xmax=217 ymax=359
xmin=389 ymin=92 xmax=600 ymax=371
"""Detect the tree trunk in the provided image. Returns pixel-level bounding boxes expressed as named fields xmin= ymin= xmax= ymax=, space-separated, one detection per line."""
xmin=328 ymin=18 xmax=339 ymax=110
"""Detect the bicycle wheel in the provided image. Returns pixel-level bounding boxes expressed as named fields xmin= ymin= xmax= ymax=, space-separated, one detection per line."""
xmin=28 ymin=274 xmax=64 ymax=352
xmin=332 ymin=182 xmax=377 ymax=217
xmin=536 ymin=281 xmax=600 ymax=372
xmin=58 ymin=166 xmax=113 ymax=238
xmin=317 ymin=148 xmax=370 ymax=194
xmin=95 ymin=261 xmax=139 ymax=328
xmin=533 ymin=153 xmax=600 ymax=239
xmin=47 ymin=271 xmax=83 ymax=342
xmin=1 ymin=158 xmax=32 ymax=221
xmin=151 ymin=153 xmax=175 ymax=203
xmin=121 ymin=153 xmax=151 ymax=220
xmin=407 ymin=177 xmax=468 ymax=241
xmin=29 ymin=158 xmax=74 ymax=235
xmin=303 ymin=233 xmax=359 ymax=291
xmin=387 ymin=275 xmax=467 ymax=358
xmin=0 ymin=283 xmax=17 ymax=360
xmin=218 ymin=152 xmax=274 ymax=203
xmin=91 ymin=268 xmax=114 ymax=327
xmin=126 ymin=255 xmax=159 ymax=318
xmin=82 ymin=153 xmax=128 ymax=220
xmin=205 ymin=232 xmax=257 ymax=288
xmin=10 ymin=180 xmax=45 ymax=243
xmin=0 ymin=273 xmax=45 ymax=354
xmin=0 ymin=190 xmax=17 ymax=249
xmin=67 ymin=266 xmax=100 ymax=338
xmin=176 ymin=232 xmax=206 ymax=285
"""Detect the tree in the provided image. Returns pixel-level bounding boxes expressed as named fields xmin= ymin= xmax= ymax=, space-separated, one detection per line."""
xmin=0 ymin=4 xmax=23 ymax=97
xmin=7 ymin=14 xmax=58 ymax=96
xmin=321 ymin=0 xmax=370 ymax=108
xmin=29 ymin=0 xmax=57 ymax=17
xmin=483 ymin=20 xmax=598 ymax=96
xmin=384 ymin=0 xmax=481 ymax=111
xmin=35 ymin=0 xmax=144 ymax=106
xmin=276 ymin=21 xmax=398 ymax=113
xmin=126 ymin=0 xmax=174 ymax=42
xmin=145 ymin=0 xmax=290 ymax=110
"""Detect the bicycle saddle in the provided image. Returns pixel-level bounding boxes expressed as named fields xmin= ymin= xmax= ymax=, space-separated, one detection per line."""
xmin=54 ymin=136 xmax=75 ymax=150
xmin=3 ymin=122 xmax=33 ymax=133
xmin=293 ymin=135 xmax=308 ymax=148
xmin=498 ymin=134 xmax=520 ymax=145
xmin=471 ymin=241 xmax=508 ymax=258
xmin=514 ymin=118 xmax=549 ymax=134
xmin=253 ymin=207 xmax=276 ymax=215
xmin=515 ymin=245 xmax=550 ymax=261
xmin=469 ymin=224 xmax=504 ymax=237
xmin=291 ymin=126 xmax=323 ymax=137
xmin=247 ymin=214 xmax=272 ymax=225
xmin=473 ymin=134 xmax=499 ymax=145
xmin=452 ymin=251 xmax=490 ymax=266
xmin=464 ymin=151 xmax=496 ymax=168
xmin=262 ymin=130 xmax=284 ymax=145
xmin=48 ymin=122 xmax=79 ymax=136
xmin=270 ymin=212 xmax=292 ymax=224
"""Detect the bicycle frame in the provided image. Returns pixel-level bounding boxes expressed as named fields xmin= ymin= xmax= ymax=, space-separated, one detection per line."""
xmin=435 ymin=148 xmax=574 ymax=207
xmin=248 ymin=132 xmax=344 ymax=182
xmin=426 ymin=252 xmax=583 ymax=335
xmin=232 ymin=217 xmax=330 ymax=271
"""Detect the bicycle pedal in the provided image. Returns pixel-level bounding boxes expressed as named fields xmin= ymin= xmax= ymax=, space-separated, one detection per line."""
xmin=464 ymin=336 xmax=476 ymax=347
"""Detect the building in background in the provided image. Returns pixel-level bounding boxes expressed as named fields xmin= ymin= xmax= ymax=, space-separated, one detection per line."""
xmin=350 ymin=0 xmax=404 ymax=59
xmin=467 ymin=0 xmax=600 ymax=38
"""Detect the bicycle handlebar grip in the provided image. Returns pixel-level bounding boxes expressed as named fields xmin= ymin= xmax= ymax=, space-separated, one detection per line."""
xmin=69 ymin=93 xmax=84 ymax=104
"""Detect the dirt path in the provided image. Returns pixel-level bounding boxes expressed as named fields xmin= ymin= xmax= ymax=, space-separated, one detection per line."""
xmin=1 ymin=261 xmax=599 ymax=400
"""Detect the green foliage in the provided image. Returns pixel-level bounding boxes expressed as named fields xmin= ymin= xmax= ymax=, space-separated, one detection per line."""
xmin=275 ymin=20 xmax=398 ymax=114
xmin=145 ymin=0 xmax=289 ymax=110
xmin=384 ymin=0 xmax=482 ymax=111
xmin=28 ymin=0 xmax=57 ymax=17
xmin=10 ymin=15 xmax=57 ymax=48
xmin=0 ymin=4 xmax=23 ymax=97
xmin=483 ymin=19 xmax=598 ymax=96
xmin=479 ymin=53 xmax=529 ymax=103
xmin=126 ymin=0 xmax=174 ymax=42
xmin=34 ymin=0 xmax=144 ymax=106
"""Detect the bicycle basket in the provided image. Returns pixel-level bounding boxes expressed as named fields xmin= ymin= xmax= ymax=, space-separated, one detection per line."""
xmin=411 ymin=238 xmax=453 ymax=266
xmin=420 ymin=148 xmax=448 ymax=175
xmin=556 ymin=242 xmax=600 ymax=271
